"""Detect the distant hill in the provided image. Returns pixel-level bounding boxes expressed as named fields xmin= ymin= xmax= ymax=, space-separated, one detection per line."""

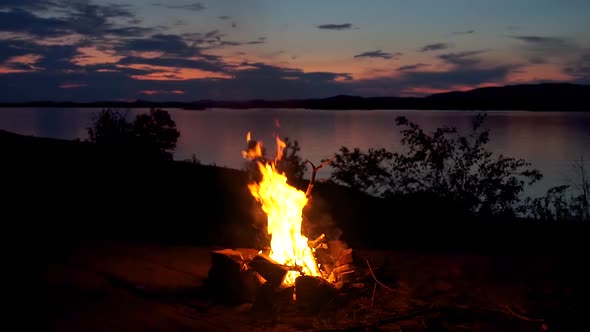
xmin=422 ymin=83 xmax=590 ymax=111
xmin=1 ymin=83 xmax=588 ymax=111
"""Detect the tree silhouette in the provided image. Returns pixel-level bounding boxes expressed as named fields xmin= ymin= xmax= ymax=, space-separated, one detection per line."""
xmin=87 ymin=109 xmax=133 ymax=146
xmin=87 ymin=108 xmax=180 ymax=160
xmin=329 ymin=113 xmax=542 ymax=218
xmin=132 ymin=108 xmax=180 ymax=160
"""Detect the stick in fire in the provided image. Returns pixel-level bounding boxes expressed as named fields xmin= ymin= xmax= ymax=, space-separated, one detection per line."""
xmin=304 ymin=159 xmax=332 ymax=198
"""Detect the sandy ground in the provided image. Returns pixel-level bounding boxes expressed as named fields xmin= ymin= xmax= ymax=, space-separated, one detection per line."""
xmin=38 ymin=241 xmax=587 ymax=331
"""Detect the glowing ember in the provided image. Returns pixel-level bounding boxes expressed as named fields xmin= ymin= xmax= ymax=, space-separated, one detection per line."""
xmin=242 ymin=132 xmax=321 ymax=285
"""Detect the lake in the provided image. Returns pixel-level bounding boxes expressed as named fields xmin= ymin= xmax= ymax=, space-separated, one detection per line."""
xmin=1 ymin=107 xmax=589 ymax=198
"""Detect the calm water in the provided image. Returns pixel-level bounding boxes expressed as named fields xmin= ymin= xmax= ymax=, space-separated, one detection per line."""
xmin=1 ymin=107 xmax=589 ymax=197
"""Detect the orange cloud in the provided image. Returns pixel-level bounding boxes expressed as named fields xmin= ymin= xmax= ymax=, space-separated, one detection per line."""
xmin=507 ymin=63 xmax=572 ymax=83
xmin=36 ymin=34 xmax=85 ymax=46
xmin=59 ymin=83 xmax=87 ymax=89
xmin=139 ymin=90 xmax=185 ymax=95
xmin=8 ymin=54 xmax=42 ymax=65
xmin=72 ymin=47 xmax=123 ymax=66
xmin=0 ymin=54 xmax=43 ymax=74
xmin=208 ymin=49 xmax=363 ymax=78
xmin=119 ymin=63 xmax=231 ymax=81
xmin=128 ymin=51 xmax=165 ymax=59
xmin=0 ymin=67 xmax=28 ymax=74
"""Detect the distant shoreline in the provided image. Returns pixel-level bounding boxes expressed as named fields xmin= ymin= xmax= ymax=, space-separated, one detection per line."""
xmin=1 ymin=82 xmax=589 ymax=112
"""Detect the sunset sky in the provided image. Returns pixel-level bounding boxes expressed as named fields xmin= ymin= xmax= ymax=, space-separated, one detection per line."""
xmin=1 ymin=0 xmax=589 ymax=101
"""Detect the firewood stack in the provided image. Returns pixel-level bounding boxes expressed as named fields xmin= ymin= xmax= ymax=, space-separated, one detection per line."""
xmin=205 ymin=239 xmax=363 ymax=311
xmin=205 ymin=248 xmax=264 ymax=305
xmin=314 ymin=240 xmax=359 ymax=287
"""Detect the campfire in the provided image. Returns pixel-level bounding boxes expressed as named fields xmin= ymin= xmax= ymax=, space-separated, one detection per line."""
xmin=243 ymin=132 xmax=322 ymax=285
xmin=206 ymin=131 xmax=361 ymax=310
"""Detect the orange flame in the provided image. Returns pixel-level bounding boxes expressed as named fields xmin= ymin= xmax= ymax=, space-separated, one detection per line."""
xmin=243 ymin=132 xmax=320 ymax=285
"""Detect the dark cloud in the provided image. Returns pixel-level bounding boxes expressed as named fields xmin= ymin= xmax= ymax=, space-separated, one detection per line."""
xmin=347 ymin=46 xmax=519 ymax=96
xmin=0 ymin=1 xmax=566 ymax=101
xmin=62 ymin=2 xmax=138 ymax=36
xmin=0 ymin=1 xmax=356 ymax=102
xmin=0 ymin=51 xmax=521 ymax=101
xmin=0 ymin=8 xmax=69 ymax=37
xmin=0 ymin=60 xmax=354 ymax=102
xmin=246 ymin=37 xmax=266 ymax=45
xmin=0 ymin=39 xmax=37 ymax=63
xmin=564 ymin=53 xmax=590 ymax=83
xmin=528 ymin=55 xmax=546 ymax=64
xmin=0 ymin=38 xmax=80 ymax=73
xmin=438 ymin=50 xmax=486 ymax=66
xmin=0 ymin=2 xmax=151 ymax=39
xmin=354 ymin=50 xmax=401 ymax=60
xmin=397 ymin=63 xmax=429 ymax=71
xmin=204 ymin=29 xmax=223 ymax=39
xmin=0 ymin=69 xmax=146 ymax=102
xmin=35 ymin=44 xmax=80 ymax=71
xmin=181 ymin=31 xmax=264 ymax=49
xmin=0 ymin=0 xmax=57 ymax=11
xmin=317 ymin=23 xmax=353 ymax=31
xmin=511 ymin=35 xmax=582 ymax=61
xmin=118 ymin=55 xmax=228 ymax=73
xmin=419 ymin=43 xmax=450 ymax=52
xmin=401 ymin=65 xmax=516 ymax=88
xmin=218 ymin=16 xmax=231 ymax=20
xmin=105 ymin=26 xmax=154 ymax=37
xmin=513 ymin=35 xmax=560 ymax=45
xmin=152 ymin=2 xmax=206 ymax=11
xmin=452 ymin=30 xmax=475 ymax=35
xmin=211 ymin=62 xmax=352 ymax=100
xmin=218 ymin=41 xmax=242 ymax=46
xmin=182 ymin=31 xmax=231 ymax=48
xmin=235 ymin=62 xmax=351 ymax=81
xmin=511 ymin=35 xmax=579 ymax=54
xmin=117 ymin=34 xmax=198 ymax=56
xmin=68 ymin=2 xmax=133 ymax=19
xmin=346 ymin=64 xmax=517 ymax=97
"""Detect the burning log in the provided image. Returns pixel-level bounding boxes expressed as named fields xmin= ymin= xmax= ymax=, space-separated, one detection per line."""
xmin=331 ymin=264 xmax=357 ymax=283
xmin=295 ymin=276 xmax=338 ymax=312
xmin=206 ymin=244 xmax=362 ymax=307
xmin=307 ymin=233 xmax=326 ymax=249
xmin=251 ymin=283 xmax=295 ymax=313
xmin=248 ymin=254 xmax=291 ymax=286
xmin=206 ymin=249 xmax=263 ymax=304
xmin=335 ymin=248 xmax=354 ymax=266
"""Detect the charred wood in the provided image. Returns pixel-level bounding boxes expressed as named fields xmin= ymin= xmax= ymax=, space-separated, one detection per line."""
xmin=248 ymin=254 xmax=290 ymax=286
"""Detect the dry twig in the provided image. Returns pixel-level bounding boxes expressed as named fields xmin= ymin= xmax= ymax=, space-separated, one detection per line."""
xmin=366 ymin=259 xmax=396 ymax=292
xmin=305 ymin=159 xmax=332 ymax=197
xmin=503 ymin=305 xmax=545 ymax=322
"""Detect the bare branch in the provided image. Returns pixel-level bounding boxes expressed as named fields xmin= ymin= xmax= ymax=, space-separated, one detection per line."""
xmin=366 ymin=259 xmax=396 ymax=292
xmin=305 ymin=159 xmax=333 ymax=197
xmin=307 ymin=233 xmax=326 ymax=248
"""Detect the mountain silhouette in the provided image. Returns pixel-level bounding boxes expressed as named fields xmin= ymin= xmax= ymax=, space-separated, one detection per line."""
xmin=1 ymin=83 xmax=588 ymax=111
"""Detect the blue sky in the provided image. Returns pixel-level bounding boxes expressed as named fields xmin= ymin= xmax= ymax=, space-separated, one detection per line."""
xmin=0 ymin=0 xmax=589 ymax=101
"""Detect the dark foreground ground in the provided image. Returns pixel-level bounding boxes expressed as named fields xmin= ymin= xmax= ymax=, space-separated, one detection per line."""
xmin=37 ymin=241 xmax=587 ymax=331
xmin=2 ymin=130 xmax=589 ymax=331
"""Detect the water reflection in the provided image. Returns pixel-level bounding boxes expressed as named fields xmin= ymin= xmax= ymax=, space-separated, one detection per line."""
xmin=1 ymin=107 xmax=589 ymax=197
